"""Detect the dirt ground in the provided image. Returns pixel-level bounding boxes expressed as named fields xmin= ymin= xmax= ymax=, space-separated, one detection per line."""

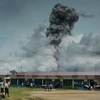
xmin=28 ymin=89 xmax=100 ymax=100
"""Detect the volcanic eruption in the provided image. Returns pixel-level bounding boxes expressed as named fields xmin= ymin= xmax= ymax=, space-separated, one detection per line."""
xmin=46 ymin=3 xmax=79 ymax=45
xmin=45 ymin=4 xmax=79 ymax=70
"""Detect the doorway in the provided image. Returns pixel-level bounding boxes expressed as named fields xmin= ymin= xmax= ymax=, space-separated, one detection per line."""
xmin=88 ymin=80 xmax=94 ymax=86
xmin=55 ymin=79 xmax=60 ymax=88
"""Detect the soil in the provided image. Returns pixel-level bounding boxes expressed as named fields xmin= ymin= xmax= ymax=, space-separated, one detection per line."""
xmin=27 ymin=89 xmax=100 ymax=100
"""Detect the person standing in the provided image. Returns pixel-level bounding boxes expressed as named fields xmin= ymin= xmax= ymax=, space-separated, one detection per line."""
xmin=22 ymin=83 xmax=24 ymax=87
xmin=49 ymin=84 xmax=53 ymax=91
xmin=1 ymin=80 xmax=4 ymax=93
xmin=30 ymin=83 xmax=33 ymax=88
xmin=44 ymin=84 xmax=47 ymax=91
xmin=5 ymin=81 xmax=9 ymax=97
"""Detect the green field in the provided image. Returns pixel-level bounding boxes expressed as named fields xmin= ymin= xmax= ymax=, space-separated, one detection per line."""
xmin=3 ymin=87 xmax=43 ymax=100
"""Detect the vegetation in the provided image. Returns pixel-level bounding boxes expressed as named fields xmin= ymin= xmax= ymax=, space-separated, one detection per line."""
xmin=3 ymin=87 xmax=43 ymax=100
xmin=2 ymin=86 xmax=80 ymax=100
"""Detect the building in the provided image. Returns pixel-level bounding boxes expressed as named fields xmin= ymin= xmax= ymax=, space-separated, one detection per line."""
xmin=0 ymin=74 xmax=5 ymax=81
xmin=8 ymin=72 xmax=100 ymax=89
xmin=0 ymin=74 xmax=10 ymax=85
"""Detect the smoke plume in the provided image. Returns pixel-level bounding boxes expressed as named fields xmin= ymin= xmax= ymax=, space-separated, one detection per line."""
xmin=45 ymin=4 xmax=79 ymax=70
xmin=46 ymin=3 xmax=79 ymax=45
xmin=1 ymin=4 xmax=100 ymax=73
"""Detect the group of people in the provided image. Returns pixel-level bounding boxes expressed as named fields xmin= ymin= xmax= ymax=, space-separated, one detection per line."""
xmin=22 ymin=82 xmax=34 ymax=88
xmin=44 ymin=83 xmax=53 ymax=91
xmin=84 ymin=84 xmax=93 ymax=90
xmin=0 ymin=81 xmax=9 ymax=97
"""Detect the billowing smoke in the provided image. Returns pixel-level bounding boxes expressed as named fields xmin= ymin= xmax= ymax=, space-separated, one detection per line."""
xmin=1 ymin=4 xmax=100 ymax=74
xmin=46 ymin=4 xmax=79 ymax=70
xmin=46 ymin=3 xmax=79 ymax=45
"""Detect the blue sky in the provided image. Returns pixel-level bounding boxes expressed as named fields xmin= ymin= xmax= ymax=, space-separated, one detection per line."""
xmin=0 ymin=0 xmax=100 ymax=73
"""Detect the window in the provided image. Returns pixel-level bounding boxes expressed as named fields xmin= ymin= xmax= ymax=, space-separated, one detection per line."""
xmin=63 ymin=80 xmax=72 ymax=86
xmin=11 ymin=79 xmax=17 ymax=84
xmin=18 ymin=79 xmax=25 ymax=84
xmin=34 ymin=79 xmax=42 ymax=85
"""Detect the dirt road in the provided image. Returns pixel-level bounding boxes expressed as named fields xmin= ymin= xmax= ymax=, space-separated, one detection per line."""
xmin=28 ymin=89 xmax=100 ymax=100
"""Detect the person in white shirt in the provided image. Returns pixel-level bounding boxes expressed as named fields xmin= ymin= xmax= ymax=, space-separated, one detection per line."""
xmin=30 ymin=83 xmax=33 ymax=88
xmin=0 ymin=80 xmax=4 ymax=93
xmin=5 ymin=81 xmax=9 ymax=97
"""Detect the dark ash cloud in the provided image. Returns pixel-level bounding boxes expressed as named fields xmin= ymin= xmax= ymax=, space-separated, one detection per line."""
xmin=46 ymin=3 xmax=79 ymax=45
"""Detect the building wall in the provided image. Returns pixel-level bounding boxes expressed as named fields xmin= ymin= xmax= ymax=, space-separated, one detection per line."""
xmin=9 ymin=75 xmax=100 ymax=89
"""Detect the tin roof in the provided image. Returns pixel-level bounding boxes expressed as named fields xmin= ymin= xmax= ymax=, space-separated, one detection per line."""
xmin=9 ymin=72 xmax=100 ymax=76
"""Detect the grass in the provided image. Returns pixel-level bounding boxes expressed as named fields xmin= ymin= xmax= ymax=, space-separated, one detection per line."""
xmin=3 ymin=87 xmax=44 ymax=100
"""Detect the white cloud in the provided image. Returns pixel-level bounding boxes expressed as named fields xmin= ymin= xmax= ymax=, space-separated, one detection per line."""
xmin=59 ymin=33 xmax=100 ymax=71
xmin=1 ymin=28 xmax=100 ymax=73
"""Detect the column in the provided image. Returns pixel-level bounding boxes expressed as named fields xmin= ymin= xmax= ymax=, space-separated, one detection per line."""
xmin=32 ymin=79 xmax=35 ymax=86
xmin=42 ymin=79 xmax=43 ymax=85
xmin=32 ymin=79 xmax=34 ymax=82
xmin=25 ymin=78 xmax=27 ymax=81
xmin=52 ymin=79 xmax=55 ymax=88
xmin=72 ymin=79 xmax=74 ymax=88
xmin=17 ymin=79 xmax=19 ymax=86
xmin=60 ymin=79 xmax=63 ymax=87
xmin=84 ymin=79 xmax=87 ymax=85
